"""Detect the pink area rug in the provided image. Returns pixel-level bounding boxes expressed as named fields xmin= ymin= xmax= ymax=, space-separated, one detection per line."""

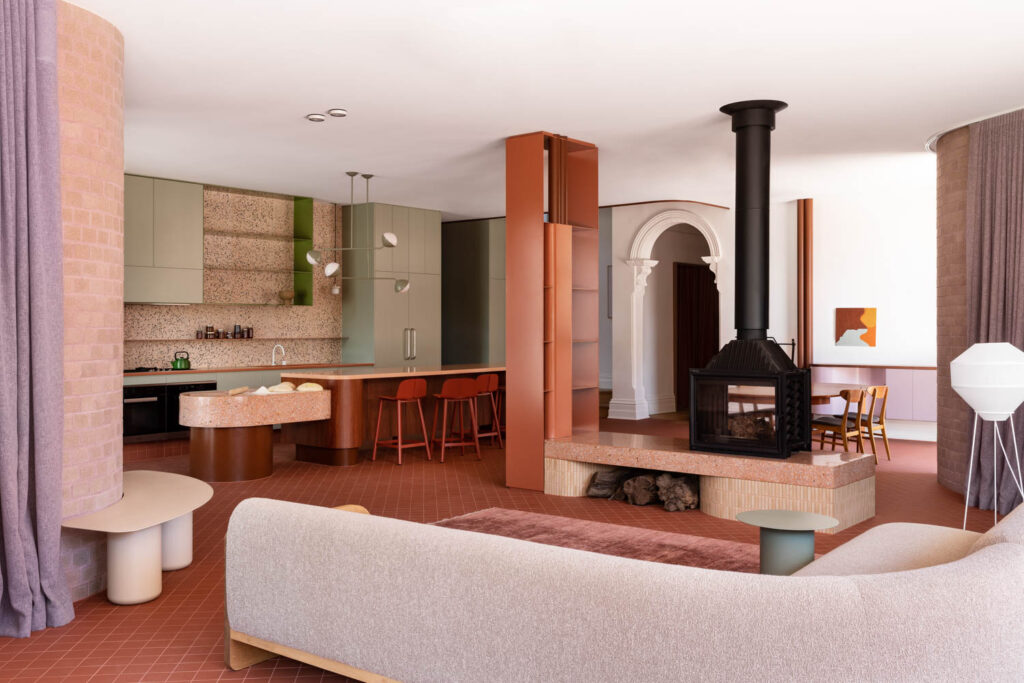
xmin=433 ymin=508 xmax=760 ymax=573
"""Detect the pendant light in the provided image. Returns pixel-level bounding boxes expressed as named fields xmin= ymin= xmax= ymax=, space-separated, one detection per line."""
xmin=303 ymin=171 xmax=410 ymax=294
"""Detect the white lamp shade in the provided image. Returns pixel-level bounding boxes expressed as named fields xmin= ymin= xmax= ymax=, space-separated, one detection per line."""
xmin=950 ymin=342 xmax=1024 ymax=421
xmin=394 ymin=278 xmax=410 ymax=294
xmin=381 ymin=232 xmax=398 ymax=248
xmin=324 ymin=262 xmax=340 ymax=277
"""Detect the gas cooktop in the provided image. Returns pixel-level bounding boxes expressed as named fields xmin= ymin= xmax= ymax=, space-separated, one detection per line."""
xmin=125 ymin=367 xmax=177 ymax=373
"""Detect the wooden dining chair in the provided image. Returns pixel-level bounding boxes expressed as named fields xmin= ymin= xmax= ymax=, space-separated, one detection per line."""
xmin=811 ymin=389 xmax=866 ymax=454
xmin=859 ymin=385 xmax=892 ymax=463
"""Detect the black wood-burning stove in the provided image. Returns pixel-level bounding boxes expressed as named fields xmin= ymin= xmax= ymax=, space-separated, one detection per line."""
xmin=689 ymin=100 xmax=812 ymax=459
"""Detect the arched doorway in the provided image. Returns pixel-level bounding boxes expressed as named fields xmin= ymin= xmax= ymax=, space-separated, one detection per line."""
xmin=621 ymin=209 xmax=723 ymax=419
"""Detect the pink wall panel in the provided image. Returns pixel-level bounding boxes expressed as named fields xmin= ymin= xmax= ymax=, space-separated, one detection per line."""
xmin=912 ymin=369 xmax=938 ymax=421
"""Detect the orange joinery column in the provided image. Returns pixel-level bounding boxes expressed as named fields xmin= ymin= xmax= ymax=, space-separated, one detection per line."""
xmin=506 ymin=132 xmax=599 ymax=492
xmin=506 ymin=133 xmax=547 ymax=490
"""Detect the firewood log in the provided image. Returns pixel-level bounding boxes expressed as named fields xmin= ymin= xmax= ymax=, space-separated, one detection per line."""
xmin=656 ymin=473 xmax=700 ymax=511
xmin=586 ymin=468 xmax=640 ymax=499
xmin=622 ymin=474 xmax=659 ymax=505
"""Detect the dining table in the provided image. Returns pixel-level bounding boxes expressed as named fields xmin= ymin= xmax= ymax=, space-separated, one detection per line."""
xmin=728 ymin=382 xmax=852 ymax=406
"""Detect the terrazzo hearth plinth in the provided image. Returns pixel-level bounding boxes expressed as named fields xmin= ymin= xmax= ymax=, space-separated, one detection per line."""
xmin=544 ymin=431 xmax=876 ymax=533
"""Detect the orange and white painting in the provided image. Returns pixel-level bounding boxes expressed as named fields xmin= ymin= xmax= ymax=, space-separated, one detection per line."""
xmin=834 ymin=307 xmax=877 ymax=347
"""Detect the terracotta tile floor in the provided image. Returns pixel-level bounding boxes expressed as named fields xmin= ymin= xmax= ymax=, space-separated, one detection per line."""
xmin=0 ymin=418 xmax=993 ymax=682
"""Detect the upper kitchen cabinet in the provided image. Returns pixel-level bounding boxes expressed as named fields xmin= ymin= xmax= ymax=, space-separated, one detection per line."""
xmin=369 ymin=204 xmax=440 ymax=276
xmin=124 ymin=175 xmax=204 ymax=303
xmin=153 ymin=179 xmax=203 ymax=269
xmin=124 ymin=175 xmax=154 ymax=266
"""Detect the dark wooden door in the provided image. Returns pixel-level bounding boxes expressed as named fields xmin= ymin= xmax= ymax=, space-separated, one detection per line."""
xmin=675 ymin=263 xmax=720 ymax=412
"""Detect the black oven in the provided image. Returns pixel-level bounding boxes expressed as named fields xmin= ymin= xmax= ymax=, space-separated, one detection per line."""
xmin=123 ymin=381 xmax=216 ymax=441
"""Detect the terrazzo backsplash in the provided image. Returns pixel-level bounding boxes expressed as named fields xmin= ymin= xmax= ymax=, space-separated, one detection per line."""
xmin=124 ymin=190 xmax=344 ymax=369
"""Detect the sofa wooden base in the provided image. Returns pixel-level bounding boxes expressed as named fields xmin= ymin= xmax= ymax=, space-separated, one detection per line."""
xmin=225 ymin=626 xmax=396 ymax=682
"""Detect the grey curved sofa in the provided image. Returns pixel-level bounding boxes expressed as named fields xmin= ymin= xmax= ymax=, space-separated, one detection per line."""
xmin=225 ymin=498 xmax=1024 ymax=682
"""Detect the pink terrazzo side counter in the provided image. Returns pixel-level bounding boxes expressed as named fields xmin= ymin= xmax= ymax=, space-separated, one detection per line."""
xmin=178 ymin=389 xmax=331 ymax=429
xmin=178 ymin=389 xmax=332 ymax=483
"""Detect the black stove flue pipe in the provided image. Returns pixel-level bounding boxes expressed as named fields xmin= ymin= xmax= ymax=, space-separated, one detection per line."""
xmin=719 ymin=100 xmax=788 ymax=341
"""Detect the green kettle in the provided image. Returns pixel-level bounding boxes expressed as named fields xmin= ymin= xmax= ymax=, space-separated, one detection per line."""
xmin=172 ymin=351 xmax=190 ymax=370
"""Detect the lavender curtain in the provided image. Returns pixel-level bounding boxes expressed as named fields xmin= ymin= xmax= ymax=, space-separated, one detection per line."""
xmin=965 ymin=109 xmax=1024 ymax=515
xmin=0 ymin=0 xmax=74 ymax=636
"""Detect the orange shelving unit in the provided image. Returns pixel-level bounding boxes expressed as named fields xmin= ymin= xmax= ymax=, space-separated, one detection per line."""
xmin=506 ymin=132 xmax=599 ymax=491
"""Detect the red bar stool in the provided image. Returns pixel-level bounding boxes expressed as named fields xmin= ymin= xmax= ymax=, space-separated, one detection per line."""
xmin=430 ymin=378 xmax=481 ymax=462
xmin=474 ymin=373 xmax=503 ymax=448
xmin=371 ymin=378 xmax=431 ymax=465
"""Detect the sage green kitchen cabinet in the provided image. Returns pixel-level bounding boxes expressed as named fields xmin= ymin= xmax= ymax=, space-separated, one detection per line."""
xmin=124 ymin=175 xmax=155 ymax=267
xmin=342 ymin=202 xmax=442 ymax=366
xmin=153 ymin=179 xmax=203 ymax=269
xmin=371 ymin=271 xmax=441 ymax=367
xmin=407 ymin=272 xmax=441 ymax=365
xmin=123 ymin=174 xmax=203 ymax=303
xmin=124 ymin=266 xmax=203 ymax=304
xmin=373 ymin=273 xmax=406 ymax=367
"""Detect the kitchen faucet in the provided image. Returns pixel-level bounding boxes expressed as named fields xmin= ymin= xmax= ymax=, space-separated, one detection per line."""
xmin=272 ymin=344 xmax=286 ymax=366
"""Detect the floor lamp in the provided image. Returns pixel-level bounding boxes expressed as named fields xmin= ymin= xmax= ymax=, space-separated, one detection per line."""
xmin=950 ymin=342 xmax=1024 ymax=528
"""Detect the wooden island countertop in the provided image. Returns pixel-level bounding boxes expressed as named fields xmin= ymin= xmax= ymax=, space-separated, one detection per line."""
xmin=280 ymin=364 xmax=506 ymax=466
xmin=280 ymin=363 xmax=505 ymax=382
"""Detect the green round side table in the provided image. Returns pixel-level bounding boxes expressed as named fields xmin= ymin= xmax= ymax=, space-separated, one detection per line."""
xmin=737 ymin=509 xmax=839 ymax=575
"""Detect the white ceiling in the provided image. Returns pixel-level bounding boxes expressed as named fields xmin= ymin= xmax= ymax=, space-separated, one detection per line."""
xmin=73 ymin=0 xmax=1024 ymax=220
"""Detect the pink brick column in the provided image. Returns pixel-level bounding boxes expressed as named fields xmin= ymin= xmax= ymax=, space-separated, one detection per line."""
xmin=57 ymin=0 xmax=125 ymax=601
xmin=935 ymin=126 xmax=970 ymax=494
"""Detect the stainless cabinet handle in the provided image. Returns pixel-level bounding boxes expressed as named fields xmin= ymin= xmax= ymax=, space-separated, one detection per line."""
xmin=412 ymin=328 xmax=417 ymax=360
xmin=403 ymin=328 xmax=411 ymax=360
xmin=124 ymin=397 xmax=159 ymax=404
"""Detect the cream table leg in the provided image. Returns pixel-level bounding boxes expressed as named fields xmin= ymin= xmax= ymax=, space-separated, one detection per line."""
xmin=161 ymin=512 xmax=194 ymax=571
xmin=107 ymin=525 xmax=162 ymax=605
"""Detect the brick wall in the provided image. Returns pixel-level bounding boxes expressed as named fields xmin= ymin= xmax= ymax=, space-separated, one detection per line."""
xmin=57 ymin=0 xmax=125 ymax=601
xmin=935 ymin=126 xmax=970 ymax=493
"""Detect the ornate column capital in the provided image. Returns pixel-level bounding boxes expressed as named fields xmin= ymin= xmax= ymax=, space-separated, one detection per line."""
xmin=625 ymin=258 xmax=659 ymax=293
xmin=701 ymin=255 xmax=720 ymax=283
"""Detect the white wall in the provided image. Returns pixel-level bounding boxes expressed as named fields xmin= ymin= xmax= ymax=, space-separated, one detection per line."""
xmin=601 ymin=155 xmax=934 ymax=420
xmin=608 ymin=201 xmax=733 ymax=419
xmin=768 ymin=201 xmax=799 ymax=351
xmin=809 ymin=154 xmax=937 ymax=366
xmin=644 ymin=227 xmax=710 ymax=413
xmin=607 ymin=199 xmax=800 ymax=419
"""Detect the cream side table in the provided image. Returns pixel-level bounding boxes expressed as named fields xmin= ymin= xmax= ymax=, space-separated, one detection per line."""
xmin=62 ymin=470 xmax=213 ymax=604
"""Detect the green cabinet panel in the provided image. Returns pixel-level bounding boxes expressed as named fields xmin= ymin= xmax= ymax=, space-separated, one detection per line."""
xmin=153 ymin=179 xmax=204 ymax=269
xmin=124 ymin=174 xmax=203 ymax=303
xmin=125 ymin=265 xmax=203 ymax=304
xmin=124 ymin=175 xmax=154 ymax=267
xmin=293 ymin=197 xmax=314 ymax=306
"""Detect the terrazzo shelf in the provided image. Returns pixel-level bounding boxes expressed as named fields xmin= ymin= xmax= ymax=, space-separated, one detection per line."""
xmin=179 ymin=388 xmax=330 ymax=481
xmin=544 ymin=431 xmax=876 ymax=534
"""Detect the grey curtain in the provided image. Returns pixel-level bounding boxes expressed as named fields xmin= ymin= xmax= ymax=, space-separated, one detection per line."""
xmin=0 ymin=0 xmax=74 ymax=635
xmin=965 ymin=109 xmax=1024 ymax=515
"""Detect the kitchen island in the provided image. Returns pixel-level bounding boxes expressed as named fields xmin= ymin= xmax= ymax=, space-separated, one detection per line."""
xmin=180 ymin=388 xmax=331 ymax=481
xmin=281 ymin=364 xmax=506 ymax=466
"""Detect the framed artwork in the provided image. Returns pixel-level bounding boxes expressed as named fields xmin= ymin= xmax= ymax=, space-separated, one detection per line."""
xmin=835 ymin=307 xmax=876 ymax=347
